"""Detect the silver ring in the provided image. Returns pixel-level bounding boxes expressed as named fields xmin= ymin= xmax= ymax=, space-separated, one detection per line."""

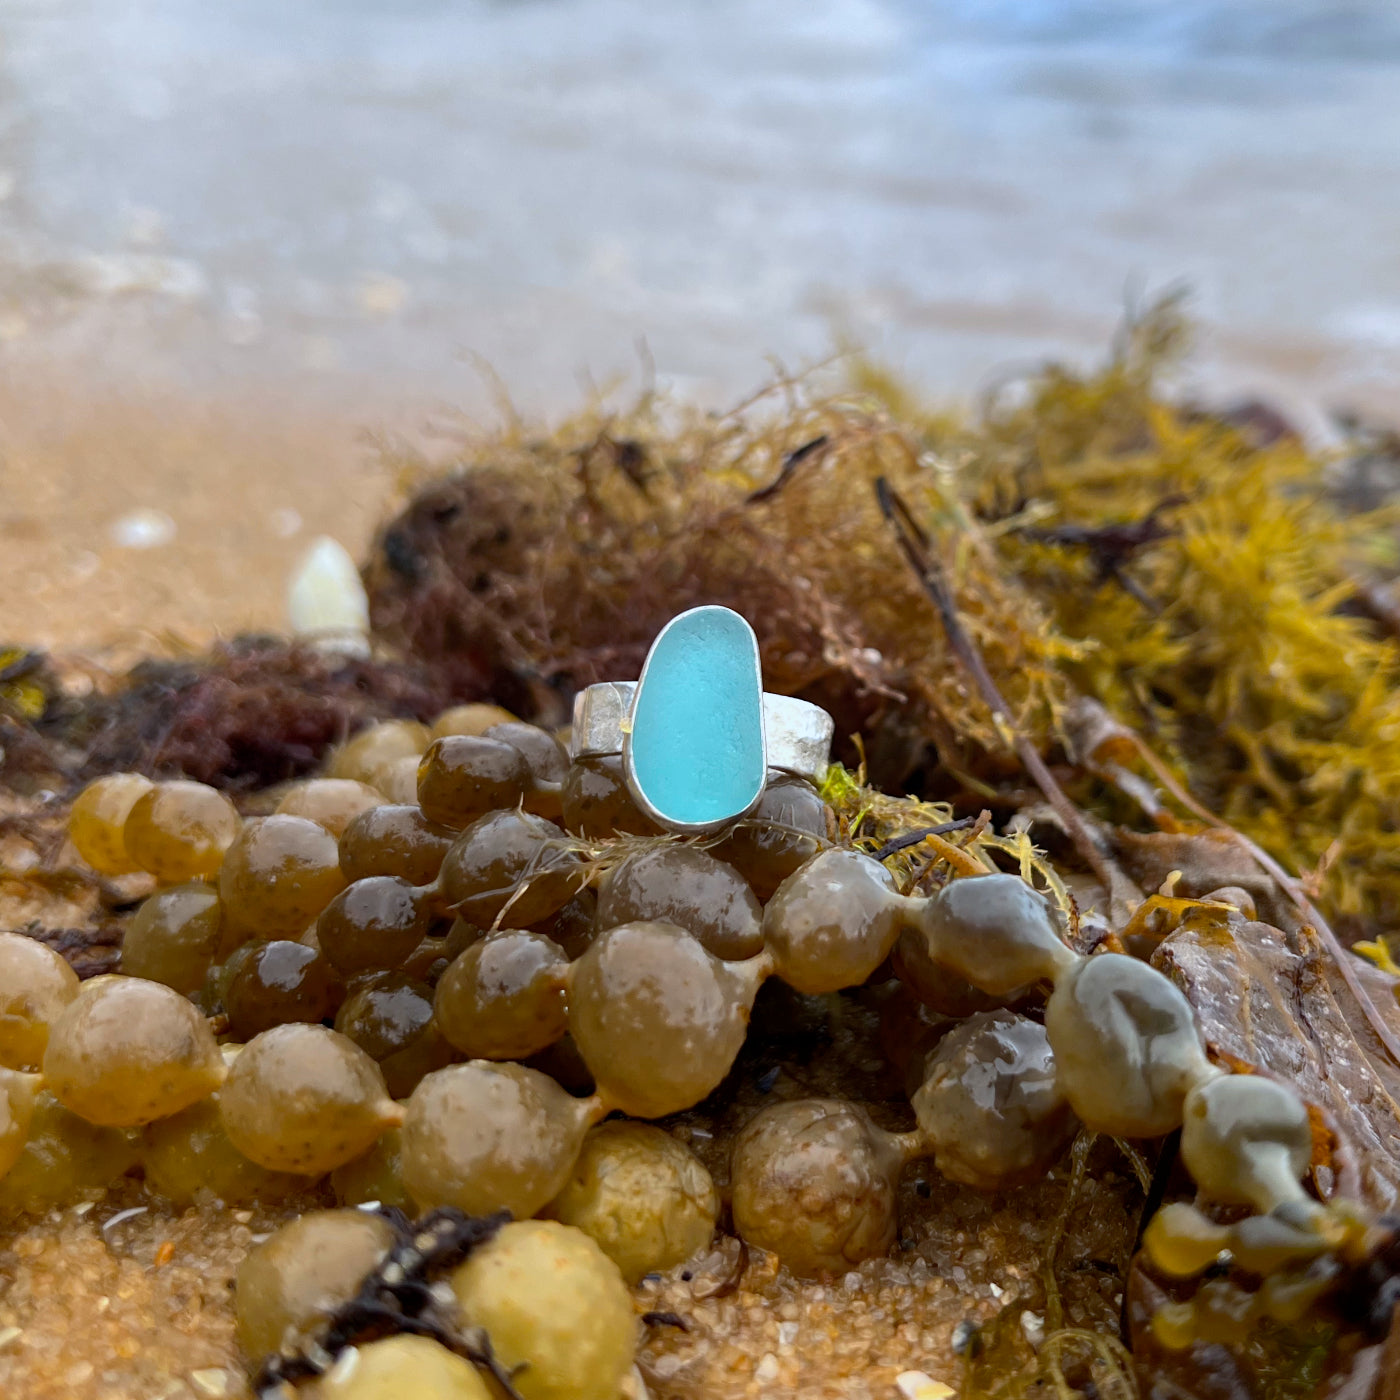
xmin=572 ymin=682 xmax=834 ymax=783
xmin=569 ymin=607 xmax=834 ymax=834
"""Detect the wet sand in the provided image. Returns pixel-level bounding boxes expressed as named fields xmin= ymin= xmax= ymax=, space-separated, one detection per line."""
xmin=0 ymin=376 xmax=398 ymax=655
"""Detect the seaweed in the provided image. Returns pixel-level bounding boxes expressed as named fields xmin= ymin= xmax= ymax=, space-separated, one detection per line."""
xmin=0 ymin=639 xmax=458 ymax=796
xmin=363 ymin=368 xmax=1073 ymax=788
xmin=363 ymin=297 xmax=1400 ymax=944
xmin=251 ymin=1206 xmax=521 ymax=1400
xmin=919 ymin=301 xmax=1400 ymax=940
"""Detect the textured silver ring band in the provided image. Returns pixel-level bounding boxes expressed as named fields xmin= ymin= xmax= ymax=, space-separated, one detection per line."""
xmin=571 ymin=680 xmax=834 ymax=785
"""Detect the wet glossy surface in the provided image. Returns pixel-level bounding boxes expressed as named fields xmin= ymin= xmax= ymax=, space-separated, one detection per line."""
xmin=1180 ymin=1072 xmax=1312 ymax=1212
xmin=1044 ymin=952 xmax=1214 ymax=1137
xmin=416 ymin=735 xmax=529 ymax=830
xmin=224 ymin=938 xmax=343 ymax=1039
xmin=916 ymin=873 xmax=1076 ymax=998
xmin=331 ymin=1124 xmax=410 ymax=1211
xmin=316 ymin=874 xmax=434 ymax=976
xmin=561 ymin=755 xmax=661 ymax=840
xmin=0 ymin=1068 xmax=39 ymax=1181
xmin=530 ymin=890 xmax=598 ymax=962
xmin=568 ymin=920 xmax=763 ymax=1118
xmin=142 ymin=1093 xmax=305 ymax=1207
xmin=912 ymin=1010 xmax=1075 ymax=1188
xmin=0 ymin=931 xmax=81 ymax=1071
xmin=0 ymin=1091 xmax=141 ymax=1220
xmin=123 ymin=780 xmax=242 ymax=884
xmin=120 ymin=881 xmax=230 ymax=995
xmin=890 ymin=924 xmax=1007 ymax=1019
xmin=731 ymin=1098 xmax=905 ymax=1279
xmin=338 ymin=802 xmax=456 ymax=886
xmin=595 ymin=844 xmax=764 ymax=962
xmin=218 ymin=1023 xmax=400 ymax=1174
xmin=219 ymin=814 xmax=348 ymax=939
xmin=711 ymin=774 xmax=830 ymax=902
xmin=434 ymin=930 xmax=570 ymax=1061
xmin=334 ymin=974 xmax=454 ymax=1099
xmin=486 ymin=722 xmax=571 ymax=813
xmin=234 ymin=1209 xmax=396 ymax=1358
xmin=436 ymin=809 xmax=582 ymax=928
xmin=329 ymin=723 xmax=431 ymax=788
xmin=400 ymin=1061 xmax=597 ymax=1218
xmin=67 ymin=774 xmax=154 ymax=877
xmin=762 ymin=848 xmax=903 ymax=994
xmin=42 ymin=976 xmax=225 ymax=1126
xmin=274 ymin=778 xmax=383 ymax=838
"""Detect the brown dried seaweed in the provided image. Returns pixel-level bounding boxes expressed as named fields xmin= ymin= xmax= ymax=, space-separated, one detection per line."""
xmin=0 ymin=639 xmax=459 ymax=796
xmin=363 ymin=379 xmax=1070 ymax=788
xmin=18 ymin=921 xmax=123 ymax=979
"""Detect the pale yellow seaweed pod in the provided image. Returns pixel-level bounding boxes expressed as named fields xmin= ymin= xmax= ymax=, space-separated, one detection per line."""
xmin=450 ymin=1220 xmax=636 ymax=1400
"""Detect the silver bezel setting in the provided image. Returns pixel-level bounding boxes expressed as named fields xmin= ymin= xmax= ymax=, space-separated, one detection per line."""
xmin=571 ymin=677 xmax=834 ymax=835
xmin=619 ymin=606 xmax=768 ymax=836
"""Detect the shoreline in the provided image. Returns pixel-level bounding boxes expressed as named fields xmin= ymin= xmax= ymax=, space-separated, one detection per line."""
xmin=0 ymin=312 xmax=1389 ymax=658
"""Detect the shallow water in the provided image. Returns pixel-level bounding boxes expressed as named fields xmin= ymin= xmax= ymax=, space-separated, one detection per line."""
xmin=3 ymin=0 xmax=1400 ymax=644
xmin=0 ymin=0 xmax=1396 ymax=414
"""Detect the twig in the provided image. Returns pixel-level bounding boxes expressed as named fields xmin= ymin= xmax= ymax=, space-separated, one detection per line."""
xmin=746 ymin=435 xmax=829 ymax=503
xmin=875 ymin=478 xmax=1130 ymax=908
xmin=872 ymin=818 xmax=977 ymax=862
xmin=1042 ymin=1131 xmax=1097 ymax=1334
xmin=921 ymin=831 xmax=990 ymax=879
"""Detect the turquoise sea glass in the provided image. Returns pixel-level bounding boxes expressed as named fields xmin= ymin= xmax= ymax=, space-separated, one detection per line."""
xmin=626 ymin=606 xmax=765 ymax=829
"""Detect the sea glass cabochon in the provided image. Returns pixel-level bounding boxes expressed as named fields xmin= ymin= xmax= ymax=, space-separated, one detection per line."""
xmin=625 ymin=606 xmax=766 ymax=829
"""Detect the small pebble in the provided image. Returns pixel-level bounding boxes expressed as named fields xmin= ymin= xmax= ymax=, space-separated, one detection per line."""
xmin=777 ymin=1321 xmax=799 ymax=1346
xmin=951 ymin=1320 xmax=978 ymax=1355
xmin=109 ymin=508 xmax=176 ymax=549
xmin=753 ymin=1354 xmax=780 ymax=1384
xmin=269 ymin=507 xmax=303 ymax=539
xmin=190 ymin=1369 xmax=232 ymax=1397
xmin=895 ymin=1374 xmax=953 ymax=1400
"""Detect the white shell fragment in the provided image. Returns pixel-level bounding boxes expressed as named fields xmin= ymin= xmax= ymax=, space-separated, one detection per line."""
xmin=1020 ymin=1310 xmax=1046 ymax=1349
xmin=287 ymin=535 xmax=371 ymax=657
xmin=896 ymin=1373 xmax=954 ymax=1400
